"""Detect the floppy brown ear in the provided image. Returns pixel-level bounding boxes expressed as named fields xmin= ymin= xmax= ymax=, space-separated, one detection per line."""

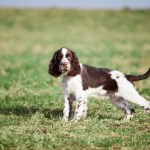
xmin=67 ymin=50 xmax=81 ymax=76
xmin=48 ymin=51 xmax=61 ymax=77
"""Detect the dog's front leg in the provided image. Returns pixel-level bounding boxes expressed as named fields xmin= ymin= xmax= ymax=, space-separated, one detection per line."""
xmin=63 ymin=95 xmax=70 ymax=121
xmin=71 ymin=94 xmax=87 ymax=122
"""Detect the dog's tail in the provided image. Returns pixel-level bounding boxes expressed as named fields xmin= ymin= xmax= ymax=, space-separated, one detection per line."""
xmin=126 ymin=68 xmax=150 ymax=82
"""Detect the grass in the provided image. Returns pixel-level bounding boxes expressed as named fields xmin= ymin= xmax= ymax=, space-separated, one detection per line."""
xmin=0 ymin=8 xmax=150 ymax=150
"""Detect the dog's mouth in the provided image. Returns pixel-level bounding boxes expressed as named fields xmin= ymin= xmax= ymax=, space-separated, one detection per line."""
xmin=59 ymin=66 xmax=70 ymax=74
xmin=61 ymin=68 xmax=69 ymax=73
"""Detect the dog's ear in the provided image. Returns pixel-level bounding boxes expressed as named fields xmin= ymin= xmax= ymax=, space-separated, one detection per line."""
xmin=48 ymin=50 xmax=61 ymax=77
xmin=67 ymin=50 xmax=81 ymax=76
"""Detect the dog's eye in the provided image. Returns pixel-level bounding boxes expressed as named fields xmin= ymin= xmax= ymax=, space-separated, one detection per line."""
xmin=57 ymin=55 xmax=62 ymax=60
xmin=67 ymin=56 xmax=71 ymax=60
xmin=66 ymin=55 xmax=71 ymax=60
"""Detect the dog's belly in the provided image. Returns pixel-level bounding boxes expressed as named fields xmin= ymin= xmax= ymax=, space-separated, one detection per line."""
xmin=84 ymin=86 xmax=107 ymax=99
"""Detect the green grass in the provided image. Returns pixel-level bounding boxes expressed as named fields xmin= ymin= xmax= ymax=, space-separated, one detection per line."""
xmin=0 ymin=8 xmax=150 ymax=150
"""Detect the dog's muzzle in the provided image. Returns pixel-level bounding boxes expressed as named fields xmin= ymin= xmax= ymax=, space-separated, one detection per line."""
xmin=60 ymin=62 xmax=70 ymax=73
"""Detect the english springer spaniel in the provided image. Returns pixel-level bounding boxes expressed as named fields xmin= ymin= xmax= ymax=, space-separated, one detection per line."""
xmin=49 ymin=47 xmax=150 ymax=122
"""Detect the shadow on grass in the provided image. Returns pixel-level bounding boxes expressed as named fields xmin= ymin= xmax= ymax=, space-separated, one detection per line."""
xmin=88 ymin=110 xmax=121 ymax=120
xmin=0 ymin=105 xmax=39 ymax=116
xmin=0 ymin=105 xmax=120 ymax=120
xmin=42 ymin=108 xmax=63 ymax=119
xmin=0 ymin=105 xmax=63 ymax=119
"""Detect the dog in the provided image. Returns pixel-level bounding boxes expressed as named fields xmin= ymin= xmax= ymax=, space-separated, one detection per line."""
xmin=48 ymin=47 xmax=150 ymax=122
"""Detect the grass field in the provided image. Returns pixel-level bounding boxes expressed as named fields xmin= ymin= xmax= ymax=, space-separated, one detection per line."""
xmin=0 ymin=8 xmax=150 ymax=150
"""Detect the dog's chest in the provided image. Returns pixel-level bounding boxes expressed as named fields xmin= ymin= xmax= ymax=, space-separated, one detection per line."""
xmin=62 ymin=75 xmax=83 ymax=94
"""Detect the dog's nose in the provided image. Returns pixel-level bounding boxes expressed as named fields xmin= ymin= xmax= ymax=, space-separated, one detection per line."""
xmin=61 ymin=62 xmax=67 ymax=67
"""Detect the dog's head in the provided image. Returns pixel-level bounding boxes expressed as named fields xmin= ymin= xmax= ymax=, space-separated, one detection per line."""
xmin=48 ymin=48 xmax=81 ymax=77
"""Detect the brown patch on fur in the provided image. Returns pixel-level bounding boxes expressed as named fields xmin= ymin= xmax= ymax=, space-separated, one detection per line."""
xmin=67 ymin=49 xmax=81 ymax=76
xmin=48 ymin=49 xmax=62 ymax=77
xmin=81 ymin=65 xmax=118 ymax=93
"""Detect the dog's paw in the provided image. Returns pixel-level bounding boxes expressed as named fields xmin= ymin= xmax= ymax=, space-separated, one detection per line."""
xmin=144 ymin=107 xmax=150 ymax=113
xmin=122 ymin=114 xmax=134 ymax=122
xmin=144 ymin=103 xmax=150 ymax=113
xmin=63 ymin=116 xmax=69 ymax=122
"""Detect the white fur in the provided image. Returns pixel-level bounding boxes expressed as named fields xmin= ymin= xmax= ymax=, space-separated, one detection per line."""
xmin=62 ymin=75 xmax=83 ymax=94
xmin=62 ymin=74 xmax=87 ymax=122
xmin=60 ymin=48 xmax=71 ymax=75
xmin=61 ymin=48 xmax=69 ymax=64
xmin=62 ymin=48 xmax=68 ymax=56
xmin=110 ymin=71 xmax=150 ymax=108
xmin=63 ymin=95 xmax=70 ymax=121
xmin=85 ymin=86 xmax=107 ymax=98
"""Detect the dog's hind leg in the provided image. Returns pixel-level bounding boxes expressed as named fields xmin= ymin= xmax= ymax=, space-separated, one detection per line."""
xmin=110 ymin=96 xmax=135 ymax=120
xmin=111 ymin=71 xmax=150 ymax=112
xmin=118 ymin=80 xmax=150 ymax=111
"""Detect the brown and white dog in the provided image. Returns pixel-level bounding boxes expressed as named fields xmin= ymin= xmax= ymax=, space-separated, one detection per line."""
xmin=49 ymin=47 xmax=150 ymax=122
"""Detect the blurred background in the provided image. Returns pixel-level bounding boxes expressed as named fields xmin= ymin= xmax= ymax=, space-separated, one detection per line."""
xmin=0 ymin=0 xmax=150 ymax=94
xmin=0 ymin=0 xmax=150 ymax=89
xmin=0 ymin=0 xmax=150 ymax=9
